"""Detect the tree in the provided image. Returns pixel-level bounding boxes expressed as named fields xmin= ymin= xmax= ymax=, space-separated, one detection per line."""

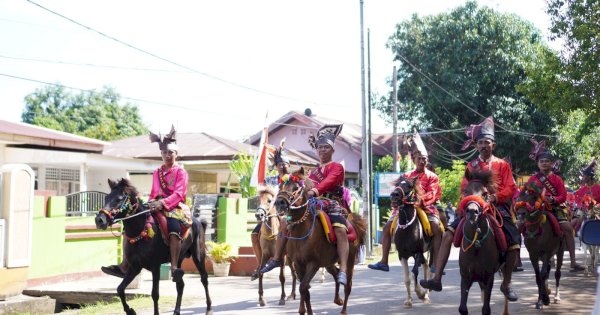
xmin=436 ymin=160 xmax=466 ymax=206
xmin=375 ymin=1 xmax=555 ymax=173
xmin=227 ymin=151 xmax=257 ymax=198
xmin=22 ymin=85 xmax=147 ymax=141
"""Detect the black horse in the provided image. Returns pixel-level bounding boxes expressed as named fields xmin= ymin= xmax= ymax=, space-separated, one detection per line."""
xmin=95 ymin=178 xmax=212 ymax=315
xmin=391 ymin=176 xmax=432 ymax=307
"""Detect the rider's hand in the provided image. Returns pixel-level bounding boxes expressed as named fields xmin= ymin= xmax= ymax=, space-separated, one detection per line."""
xmin=149 ymin=200 xmax=163 ymax=212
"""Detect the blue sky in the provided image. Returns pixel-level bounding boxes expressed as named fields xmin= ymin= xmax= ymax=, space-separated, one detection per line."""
xmin=0 ymin=0 xmax=557 ymax=140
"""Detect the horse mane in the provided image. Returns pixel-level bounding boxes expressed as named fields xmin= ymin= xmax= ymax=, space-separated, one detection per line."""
xmin=257 ymin=185 xmax=277 ymax=197
xmin=463 ymin=168 xmax=497 ymax=196
xmin=117 ymin=178 xmax=139 ymax=196
xmin=392 ymin=175 xmax=424 ymax=198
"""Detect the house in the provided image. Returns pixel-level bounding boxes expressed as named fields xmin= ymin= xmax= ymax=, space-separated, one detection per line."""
xmin=246 ymin=110 xmax=403 ymax=188
xmin=104 ymin=132 xmax=319 ymax=195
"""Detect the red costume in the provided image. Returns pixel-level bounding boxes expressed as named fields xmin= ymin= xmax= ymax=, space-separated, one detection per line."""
xmin=461 ymin=156 xmax=517 ymax=208
xmin=403 ymin=168 xmax=441 ymax=214
xmin=525 ymin=172 xmax=567 ymax=204
xmin=309 ymin=161 xmax=345 ymax=199
xmin=575 ymin=185 xmax=600 ymax=208
xmin=150 ymin=164 xmax=188 ymax=211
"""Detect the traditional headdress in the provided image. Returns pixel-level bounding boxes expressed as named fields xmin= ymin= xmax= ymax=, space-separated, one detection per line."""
xmin=269 ymin=138 xmax=289 ymax=168
xmin=528 ymin=137 xmax=553 ymax=161
xmin=581 ymin=158 xmax=597 ymax=179
xmin=462 ymin=116 xmax=495 ymax=150
xmin=407 ymin=129 xmax=428 ymax=157
xmin=149 ymin=125 xmax=178 ymax=152
xmin=308 ymin=124 xmax=343 ymax=149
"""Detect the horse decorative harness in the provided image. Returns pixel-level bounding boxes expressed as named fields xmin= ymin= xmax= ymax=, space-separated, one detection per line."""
xmin=99 ymin=194 xmax=156 ymax=244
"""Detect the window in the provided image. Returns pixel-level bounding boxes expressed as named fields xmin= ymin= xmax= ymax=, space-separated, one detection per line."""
xmin=291 ymin=128 xmax=297 ymax=135
xmin=301 ymin=128 xmax=306 ymax=135
xmin=45 ymin=168 xmax=80 ymax=195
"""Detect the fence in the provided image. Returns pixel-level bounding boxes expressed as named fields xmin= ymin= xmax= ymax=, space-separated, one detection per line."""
xmin=65 ymin=191 xmax=107 ymax=216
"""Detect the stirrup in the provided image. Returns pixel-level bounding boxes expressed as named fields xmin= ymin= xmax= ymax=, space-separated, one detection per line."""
xmin=367 ymin=262 xmax=389 ymax=272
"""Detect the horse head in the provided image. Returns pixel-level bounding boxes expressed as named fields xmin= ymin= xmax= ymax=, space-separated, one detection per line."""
xmin=514 ymin=183 xmax=546 ymax=226
xmin=275 ymin=167 xmax=312 ymax=217
xmin=256 ymin=185 xmax=280 ymax=236
xmin=460 ymin=169 xmax=494 ymax=222
xmin=95 ymin=178 xmax=140 ymax=230
xmin=391 ymin=176 xmax=420 ymax=208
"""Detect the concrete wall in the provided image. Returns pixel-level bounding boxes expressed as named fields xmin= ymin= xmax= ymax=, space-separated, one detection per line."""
xmin=216 ymin=197 xmax=251 ymax=252
xmin=86 ymin=169 xmax=129 ymax=193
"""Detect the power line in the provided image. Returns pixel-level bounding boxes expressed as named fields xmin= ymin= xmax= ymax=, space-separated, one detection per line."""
xmin=24 ymin=0 xmax=343 ymax=109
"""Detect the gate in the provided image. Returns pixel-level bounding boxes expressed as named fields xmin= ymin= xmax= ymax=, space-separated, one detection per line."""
xmin=65 ymin=191 xmax=107 ymax=216
xmin=192 ymin=194 xmax=220 ymax=241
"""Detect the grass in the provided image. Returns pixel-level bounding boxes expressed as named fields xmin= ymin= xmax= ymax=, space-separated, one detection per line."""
xmin=61 ymin=295 xmax=195 ymax=314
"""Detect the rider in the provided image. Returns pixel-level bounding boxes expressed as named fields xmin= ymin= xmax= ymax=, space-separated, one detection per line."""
xmin=259 ymin=124 xmax=351 ymax=286
xmin=576 ymin=159 xmax=600 ymax=224
xmin=101 ymin=125 xmax=192 ymax=282
xmin=249 ymin=141 xmax=291 ymax=280
xmin=525 ymin=138 xmax=584 ymax=272
xmin=420 ymin=116 xmax=520 ymax=302
xmin=368 ymin=130 xmax=443 ymax=272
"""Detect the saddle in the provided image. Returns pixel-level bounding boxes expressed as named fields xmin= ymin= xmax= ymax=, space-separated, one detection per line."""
xmin=152 ymin=210 xmax=191 ymax=244
xmin=453 ymin=214 xmax=508 ymax=252
xmin=317 ymin=211 xmax=357 ymax=244
xmin=390 ymin=206 xmax=443 ymax=237
xmin=518 ymin=210 xmax=563 ymax=238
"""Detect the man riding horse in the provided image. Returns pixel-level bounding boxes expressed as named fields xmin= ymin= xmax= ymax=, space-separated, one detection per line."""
xmin=260 ymin=124 xmax=351 ymax=286
xmin=101 ymin=125 xmax=192 ymax=282
xmin=526 ymin=138 xmax=585 ymax=272
xmin=576 ymin=159 xmax=600 ymax=218
xmin=250 ymin=140 xmax=291 ymax=281
xmin=421 ymin=116 xmax=520 ymax=302
xmin=368 ymin=130 xmax=443 ymax=273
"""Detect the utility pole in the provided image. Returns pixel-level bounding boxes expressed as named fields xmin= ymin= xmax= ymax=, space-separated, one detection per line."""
xmin=359 ymin=0 xmax=372 ymax=256
xmin=392 ymin=66 xmax=399 ymax=172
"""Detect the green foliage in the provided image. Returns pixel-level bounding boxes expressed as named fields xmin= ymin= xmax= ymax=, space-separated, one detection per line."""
xmin=206 ymin=241 xmax=235 ymax=263
xmin=228 ymin=151 xmax=256 ymax=198
xmin=436 ymin=160 xmax=466 ymax=206
xmin=551 ymin=110 xmax=600 ymax=185
xmin=375 ymin=1 xmax=555 ymax=173
xmin=21 ymin=85 xmax=147 ymax=141
xmin=374 ymin=154 xmax=410 ymax=173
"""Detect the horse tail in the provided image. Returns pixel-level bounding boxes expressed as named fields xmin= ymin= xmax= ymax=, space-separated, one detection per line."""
xmin=349 ymin=213 xmax=367 ymax=245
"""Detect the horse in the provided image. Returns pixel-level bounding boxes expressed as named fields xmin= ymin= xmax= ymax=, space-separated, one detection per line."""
xmin=95 ymin=178 xmax=212 ymax=315
xmin=274 ymin=167 xmax=367 ymax=315
xmin=457 ymin=169 xmax=509 ymax=315
xmin=515 ymin=182 xmax=564 ymax=309
xmin=390 ymin=176 xmax=431 ymax=307
xmin=579 ymin=204 xmax=600 ymax=276
xmin=254 ymin=185 xmax=297 ymax=306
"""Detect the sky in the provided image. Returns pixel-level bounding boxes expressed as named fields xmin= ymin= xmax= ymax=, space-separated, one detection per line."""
xmin=0 ymin=0 xmax=558 ymax=141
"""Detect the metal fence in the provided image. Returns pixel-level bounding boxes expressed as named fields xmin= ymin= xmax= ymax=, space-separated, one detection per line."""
xmin=65 ymin=191 xmax=107 ymax=217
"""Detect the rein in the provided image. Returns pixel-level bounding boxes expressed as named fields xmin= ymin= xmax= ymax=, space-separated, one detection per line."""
xmin=462 ymin=217 xmax=491 ymax=252
xmin=396 ymin=205 xmax=417 ymax=230
xmin=281 ymin=197 xmax=319 ymax=241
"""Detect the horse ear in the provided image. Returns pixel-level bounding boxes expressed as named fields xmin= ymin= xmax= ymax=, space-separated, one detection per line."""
xmin=108 ymin=178 xmax=117 ymax=189
xmin=296 ymin=166 xmax=306 ymax=178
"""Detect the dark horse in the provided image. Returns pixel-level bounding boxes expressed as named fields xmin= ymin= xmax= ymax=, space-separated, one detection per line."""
xmin=254 ymin=185 xmax=297 ymax=306
xmin=458 ymin=170 xmax=509 ymax=315
xmin=391 ymin=176 xmax=431 ymax=307
xmin=515 ymin=182 xmax=564 ymax=309
xmin=95 ymin=178 xmax=212 ymax=315
xmin=274 ymin=167 xmax=367 ymax=315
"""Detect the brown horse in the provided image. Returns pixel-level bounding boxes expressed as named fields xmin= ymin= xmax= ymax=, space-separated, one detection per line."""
xmin=254 ymin=186 xmax=297 ymax=306
xmin=391 ymin=176 xmax=431 ymax=307
xmin=515 ymin=182 xmax=564 ymax=309
xmin=274 ymin=167 xmax=366 ymax=315
xmin=458 ymin=170 xmax=509 ymax=315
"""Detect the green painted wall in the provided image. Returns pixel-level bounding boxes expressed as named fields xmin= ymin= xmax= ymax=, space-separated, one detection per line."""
xmin=216 ymin=197 xmax=251 ymax=252
xmin=29 ymin=196 xmax=121 ymax=279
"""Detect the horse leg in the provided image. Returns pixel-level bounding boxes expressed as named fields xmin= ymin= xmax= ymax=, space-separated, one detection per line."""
xmin=287 ymin=259 xmax=297 ymax=301
xmin=400 ymin=258 xmax=413 ymax=308
xmin=340 ymin=261 xmax=355 ymax=315
xmin=278 ymin=263 xmax=286 ymax=305
xmin=299 ymin=263 xmax=320 ymax=315
xmin=173 ymin=275 xmax=184 ymax=315
xmin=414 ymin=254 xmax=429 ymax=303
xmin=326 ymin=265 xmax=343 ymax=305
xmin=151 ymin=268 xmax=160 ymax=315
xmin=531 ymin=257 xmax=544 ymax=309
xmin=458 ymin=276 xmax=472 ymax=315
xmin=296 ymin=264 xmax=307 ymax=315
xmin=479 ymin=275 xmax=494 ymax=315
xmin=320 ymin=267 xmax=326 ymax=283
xmin=191 ymin=240 xmax=212 ymax=315
xmin=118 ymin=267 xmax=141 ymax=315
xmin=258 ymin=254 xmax=267 ymax=306
xmin=554 ymin=243 xmax=565 ymax=304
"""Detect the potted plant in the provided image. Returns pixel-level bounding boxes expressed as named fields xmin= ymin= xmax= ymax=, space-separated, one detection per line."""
xmin=207 ymin=241 xmax=236 ymax=276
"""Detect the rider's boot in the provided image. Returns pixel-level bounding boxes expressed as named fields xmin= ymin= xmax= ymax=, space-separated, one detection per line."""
xmin=500 ymin=249 xmax=519 ymax=301
xmin=169 ymin=234 xmax=184 ymax=282
xmin=250 ymin=233 xmax=262 ymax=280
xmin=258 ymin=221 xmax=288 ymax=275
xmin=368 ymin=220 xmax=391 ymax=272
xmin=420 ymin=230 xmax=453 ymax=291
xmin=562 ymin=221 xmax=585 ymax=271
xmin=334 ymin=226 xmax=350 ymax=286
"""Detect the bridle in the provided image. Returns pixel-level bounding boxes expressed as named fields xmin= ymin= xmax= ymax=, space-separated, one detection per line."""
xmin=99 ymin=192 xmax=148 ymax=225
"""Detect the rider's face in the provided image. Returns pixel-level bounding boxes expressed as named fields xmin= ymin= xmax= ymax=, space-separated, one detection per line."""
xmin=411 ymin=153 xmax=428 ymax=171
xmin=316 ymin=144 xmax=334 ymax=163
xmin=161 ymin=150 xmax=177 ymax=165
xmin=537 ymin=158 xmax=553 ymax=173
xmin=276 ymin=162 xmax=290 ymax=175
xmin=476 ymin=138 xmax=495 ymax=160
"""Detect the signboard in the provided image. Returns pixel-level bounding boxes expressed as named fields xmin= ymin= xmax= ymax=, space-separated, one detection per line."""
xmin=376 ymin=172 xmax=403 ymax=197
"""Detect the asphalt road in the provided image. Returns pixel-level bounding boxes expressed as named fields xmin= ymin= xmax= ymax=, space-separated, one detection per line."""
xmin=135 ymin=247 xmax=597 ymax=315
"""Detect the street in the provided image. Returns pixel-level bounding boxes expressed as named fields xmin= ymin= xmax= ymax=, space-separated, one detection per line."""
xmin=134 ymin=247 xmax=598 ymax=315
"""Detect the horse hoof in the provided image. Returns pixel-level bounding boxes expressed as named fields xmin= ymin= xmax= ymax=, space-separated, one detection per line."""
xmin=334 ymin=298 xmax=344 ymax=306
xmin=259 ymin=299 xmax=266 ymax=307
xmin=205 ymin=310 xmax=213 ymax=315
xmin=173 ymin=312 xmax=180 ymax=315
xmin=126 ymin=308 xmax=136 ymax=315
xmin=404 ymin=300 xmax=412 ymax=308
xmin=278 ymin=299 xmax=285 ymax=306
xmin=286 ymin=294 xmax=296 ymax=301
xmin=535 ymin=303 xmax=542 ymax=310
xmin=554 ymin=297 xmax=561 ymax=304
xmin=423 ymin=297 xmax=431 ymax=304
